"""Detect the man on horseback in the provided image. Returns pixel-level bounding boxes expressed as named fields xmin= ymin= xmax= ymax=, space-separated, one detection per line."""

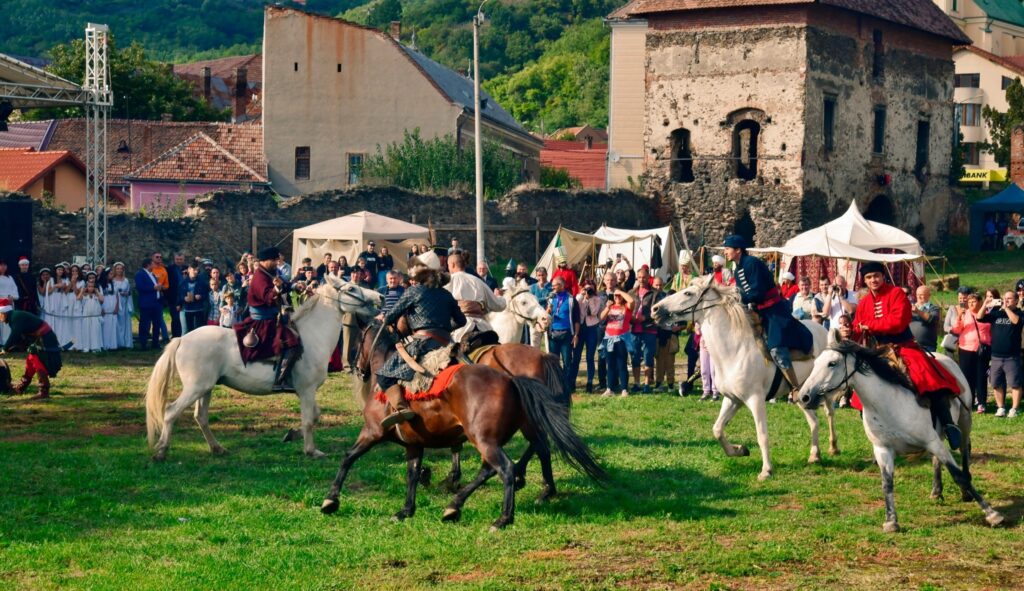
xmin=446 ymin=252 xmax=505 ymax=343
xmin=839 ymin=261 xmax=963 ymax=449
xmin=234 ymin=247 xmax=301 ymax=392
xmin=723 ymin=234 xmax=813 ymax=400
xmin=377 ymin=256 xmax=467 ymax=429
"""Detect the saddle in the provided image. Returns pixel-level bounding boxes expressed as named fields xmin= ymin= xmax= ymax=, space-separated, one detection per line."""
xmin=745 ymin=311 xmax=811 ymax=363
xmin=459 ymin=329 xmax=499 ymax=356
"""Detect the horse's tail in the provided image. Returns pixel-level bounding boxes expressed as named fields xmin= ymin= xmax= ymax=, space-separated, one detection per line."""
xmin=146 ymin=338 xmax=181 ymax=448
xmin=351 ymin=373 xmax=372 ymax=409
xmin=511 ymin=375 xmax=607 ymax=485
xmin=540 ymin=353 xmax=571 ymax=409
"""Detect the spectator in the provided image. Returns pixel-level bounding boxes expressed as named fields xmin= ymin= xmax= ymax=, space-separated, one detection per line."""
xmin=99 ymin=268 xmax=118 ymax=350
xmin=546 ymin=276 xmax=580 ymax=397
xmin=448 ymin=237 xmax=463 ymax=256
xmin=651 ymin=277 xmax=679 ymax=393
xmin=207 ymin=277 xmax=224 ymax=326
xmin=0 ymin=259 xmax=18 ymax=344
xmin=595 ymin=270 xmax=618 ymax=391
xmin=612 ymin=253 xmax=632 ymax=274
xmin=67 ymin=264 xmax=84 ymax=348
xmin=477 ymin=260 xmax=498 ymax=292
xmin=512 ymin=262 xmax=537 ymax=287
xmin=352 ymin=257 xmax=373 ymax=288
xmin=710 ymin=255 xmax=733 ymax=285
xmin=358 ymin=241 xmax=381 ymax=285
xmin=698 ymin=322 xmax=719 ymax=401
xmin=336 ymin=256 xmax=351 ymax=280
xmin=150 ymin=252 xmax=171 ymax=344
xmin=792 ymin=276 xmax=824 ymax=323
xmin=135 ymin=258 xmax=163 ymax=350
xmin=821 ymin=275 xmax=857 ymax=329
xmin=943 ymin=287 xmax=971 ymax=350
xmin=378 ymin=271 xmax=405 ymax=316
xmin=219 ymin=291 xmax=238 ymax=328
xmin=165 ymin=253 xmax=185 ymax=338
xmin=599 ymin=288 xmax=635 ymax=397
xmin=315 ymin=253 xmax=332 ymax=281
xmin=14 ymin=257 xmax=37 ymax=314
xmin=779 ymin=272 xmax=799 ymax=299
xmin=552 ymin=255 xmax=580 ymax=296
xmin=910 ymin=285 xmax=941 ymax=352
xmin=178 ymin=265 xmax=208 ymax=334
xmin=681 ymin=322 xmax=700 ymax=396
xmin=110 ymin=262 xmax=133 ymax=349
xmin=277 ymin=253 xmax=292 ymax=282
xmin=978 ymin=290 xmax=1022 ymax=417
xmin=669 ymin=261 xmax=692 ymax=293
xmin=77 ymin=272 xmax=103 ymax=352
xmin=408 ymin=244 xmax=421 ymax=260
xmin=529 ymin=267 xmax=552 ymax=348
xmin=572 ymin=277 xmax=606 ymax=393
xmin=952 ymin=291 xmax=992 ymax=413
xmin=377 ymin=246 xmax=394 ymax=288
xmin=629 ymin=265 xmax=658 ymax=394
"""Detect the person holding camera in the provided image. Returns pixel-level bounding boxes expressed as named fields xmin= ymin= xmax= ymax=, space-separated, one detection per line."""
xmin=573 ymin=278 xmax=606 ymax=393
xmin=821 ymin=274 xmax=857 ymax=329
xmin=978 ymin=290 xmax=1022 ymax=418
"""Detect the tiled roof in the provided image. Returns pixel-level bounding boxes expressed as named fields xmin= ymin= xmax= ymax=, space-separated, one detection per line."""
xmin=173 ymin=54 xmax=262 ymax=116
xmin=550 ymin=126 xmax=608 ymax=141
xmin=0 ymin=120 xmax=56 ymax=150
xmin=46 ymin=119 xmax=266 ymax=183
xmin=124 ymin=132 xmax=269 ymax=184
xmin=609 ymin=0 xmax=972 ymax=44
xmin=0 ymin=147 xmax=84 ymax=191
xmin=544 ymin=140 xmax=610 ymax=152
xmin=540 ymin=145 xmax=607 ymax=189
xmin=957 ymin=45 xmax=1024 ymax=76
xmin=973 ymin=0 xmax=1024 ymax=29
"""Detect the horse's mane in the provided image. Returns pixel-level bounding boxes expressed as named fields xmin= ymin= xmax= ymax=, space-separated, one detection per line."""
xmin=830 ymin=341 xmax=917 ymax=393
xmin=290 ymin=291 xmax=324 ymax=323
xmin=692 ymin=275 xmax=750 ymax=336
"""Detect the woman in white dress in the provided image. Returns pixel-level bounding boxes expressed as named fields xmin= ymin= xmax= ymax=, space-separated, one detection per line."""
xmin=36 ymin=268 xmax=53 ymax=324
xmin=50 ymin=264 xmax=70 ymax=346
xmin=99 ymin=268 xmax=118 ymax=350
xmin=77 ymin=271 xmax=104 ymax=352
xmin=69 ymin=265 xmax=86 ymax=350
xmin=110 ymin=262 xmax=134 ymax=349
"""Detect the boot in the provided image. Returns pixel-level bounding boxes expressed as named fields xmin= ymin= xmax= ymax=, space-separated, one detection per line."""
xmin=782 ymin=367 xmax=800 ymax=403
xmin=643 ymin=367 xmax=654 ymax=394
xmin=929 ymin=391 xmax=961 ymax=450
xmin=31 ymin=375 xmax=50 ymax=400
xmin=272 ymin=348 xmax=301 ymax=393
xmin=380 ymin=385 xmax=417 ymax=429
xmin=12 ymin=376 xmax=32 ymax=395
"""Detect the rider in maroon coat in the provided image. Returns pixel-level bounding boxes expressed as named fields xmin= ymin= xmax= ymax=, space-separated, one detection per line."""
xmin=234 ymin=247 xmax=301 ymax=391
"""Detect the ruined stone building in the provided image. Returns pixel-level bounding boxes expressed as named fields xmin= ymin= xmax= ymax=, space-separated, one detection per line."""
xmin=606 ymin=0 xmax=971 ymax=247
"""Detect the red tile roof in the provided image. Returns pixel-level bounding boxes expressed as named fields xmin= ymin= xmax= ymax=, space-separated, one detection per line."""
xmin=0 ymin=147 xmax=84 ymax=192
xmin=124 ymin=132 xmax=269 ymax=184
xmin=540 ymin=144 xmax=607 ymax=189
xmin=609 ymin=0 xmax=972 ymax=44
xmin=544 ymin=140 xmax=609 ymax=152
xmin=0 ymin=120 xmax=56 ymax=150
xmin=173 ymin=54 xmax=262 ymax=118
xmin=957 ymin=45 xmax=1024 ymax=76
xmin=46 ymin=119 xmax=266 ymax=184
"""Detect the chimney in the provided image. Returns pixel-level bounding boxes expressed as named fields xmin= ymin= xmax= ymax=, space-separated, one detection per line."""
xmin=202 ymin=66 xmax=212 ymax=103
xmin=233 ymin=67 xmax=248 ymax=122
xmin=390 ymin=21 xmax=401 ymax=42
xmin=1012 ymin=125 xmax=1024 ymax=187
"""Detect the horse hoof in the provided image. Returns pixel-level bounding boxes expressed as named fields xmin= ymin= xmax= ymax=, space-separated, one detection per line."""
xmin=441 ymin=507 xmax=461 ymax=523
xmin=392 ymin=510 xmax=412 ymax=522
xmin=152 ymin=451 xmax=167 ymax=463
xmin=757 ymin=470 xmax=773 ymax=481
xmin=931 ymin=492 xmax=944 ymax=502
xmin=281 ymin=428 xmax=301 ymax=443
xmin=489 ymin=518 xmax=512 ymax=531
xmin=320 ymin=498 xmax=340 ymax=515
xmin=986 ymin=512 xmax=1005 ymax=528
xmin=211 ymin=446 xmax=229 ymax=456
xmin=829 ymin=447 xmax=841 ymax=456
xmin=306 ymin=449 xmax=327 ymax=459
xmin=808 ymin=454 xmax=821 ymax=465
xmin=882 ymin=521 xmax=900 ymax=533
xmin=737 ymin=446 xmax=750 ymax=457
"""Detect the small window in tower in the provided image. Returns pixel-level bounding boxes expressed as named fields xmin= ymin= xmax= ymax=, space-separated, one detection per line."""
xmin=733 ymin=121 xmax=760 ymax=181
xmin=872 ymin=30 xmax=884 ymax=80
xmin=872 ymin=107 xmax=886 ymax=154
xmin=823 ymin=95 xmax=837 ymax=153
xmin=295 ymin=146 xmax=310 ymax=181
xmin=669 ymin=128 xmax=694 ymax=183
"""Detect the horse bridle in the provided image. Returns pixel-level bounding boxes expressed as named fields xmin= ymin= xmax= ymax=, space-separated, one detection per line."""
xmin=805 ymin=349 xmax=859 ymax=405
xmin=506 ymin=289 xmax=541 ymax=323
xmin=666 ymin=282 xmax=722 ymax=325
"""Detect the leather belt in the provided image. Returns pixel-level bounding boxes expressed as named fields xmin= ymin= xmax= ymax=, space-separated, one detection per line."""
xmin=756 ymin=287 xmax=782 ymax=311
xmin=414 ymin=329 xmax=452 ymax=346
xmin=26 ymin=322 xmax=52 ymax=339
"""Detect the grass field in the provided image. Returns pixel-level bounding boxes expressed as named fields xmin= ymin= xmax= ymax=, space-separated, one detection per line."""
xmin=1 ymin=345 xmax=1022 ymax=591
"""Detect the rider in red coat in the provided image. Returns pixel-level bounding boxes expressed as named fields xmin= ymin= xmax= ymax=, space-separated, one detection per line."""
xmin=842 ymin=261 xmax=962 ymax=449
xmin=234 ymin=247 xmax=301 ymax=391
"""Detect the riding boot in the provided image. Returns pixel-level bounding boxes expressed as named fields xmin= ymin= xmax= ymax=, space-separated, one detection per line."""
xmin=12 ymin=375 xmax=32 ymax=395
xmin=380 ymin=384 xmax=417 ymax=429
xmin=272 ymin=347 xmax=301 ymax=393
xmin=32 ymin=374 xmax=50 ymax=400
xmin=782 ymin=367 xmax=800 ymax=403
xmin=928 ymin=391 xmax=961 ymax=450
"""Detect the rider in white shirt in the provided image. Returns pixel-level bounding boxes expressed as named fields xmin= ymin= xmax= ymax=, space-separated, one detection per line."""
xmin=445 ymin=253 xmax=506 ymax=343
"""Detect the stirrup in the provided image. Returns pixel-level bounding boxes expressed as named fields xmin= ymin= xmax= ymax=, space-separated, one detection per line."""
xmin=381 ymin=407 xmax=417 ymax=429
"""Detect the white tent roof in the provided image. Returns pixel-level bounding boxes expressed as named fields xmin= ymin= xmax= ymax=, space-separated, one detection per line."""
xmin=291 ymin=211 xmax=431 ymax=273
xmin=536 ymin=224 xmax=678 ymax=280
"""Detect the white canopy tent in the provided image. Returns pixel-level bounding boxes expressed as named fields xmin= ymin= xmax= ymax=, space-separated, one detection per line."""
xmin=536 ymin=224 xmax=679 ymax=280
xmin=291 ymin=211 xmax=431 ymax=272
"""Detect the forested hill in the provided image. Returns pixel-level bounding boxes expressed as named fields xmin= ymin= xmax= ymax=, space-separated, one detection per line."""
xmin=2 ymin=0 xmax=627 ymax=132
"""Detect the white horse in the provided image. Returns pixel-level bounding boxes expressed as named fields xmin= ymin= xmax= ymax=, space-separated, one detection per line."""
xmin=488 ymin=286 xmax=550 ymax=345
xmin=651 ymin=276 xmax=838 ymax=480
xmin=145 ymin=277 xmax=381 ymax=461
xmin=799 ymin=341 xmax=1004 ymax=532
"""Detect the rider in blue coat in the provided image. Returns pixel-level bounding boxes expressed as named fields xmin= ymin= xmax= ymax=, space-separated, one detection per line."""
xmin=723 ymin=234 xmax=813 ymax=398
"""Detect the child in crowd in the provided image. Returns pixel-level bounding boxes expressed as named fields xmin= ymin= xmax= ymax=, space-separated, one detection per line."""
xmin=219 ymin=291 xmax=238 ymax=328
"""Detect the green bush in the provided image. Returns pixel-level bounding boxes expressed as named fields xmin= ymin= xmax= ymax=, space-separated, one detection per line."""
xmin=540 ymin=165 xmax=581 ymax=189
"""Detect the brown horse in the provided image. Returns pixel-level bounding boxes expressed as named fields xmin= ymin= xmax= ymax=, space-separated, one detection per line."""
xmin=321 ymin=322 xmax=605 ymax=530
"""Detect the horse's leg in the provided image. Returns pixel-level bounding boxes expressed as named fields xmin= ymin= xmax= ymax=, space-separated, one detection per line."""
xmin=478 ymin=443 xmax=517 ymax=531
xmin=931 ymin=454 xmax=944 ymax=501
xmin=297 ymin=389 xmax=325 ymax=459
xmin=153 ymin=385 xmax=208 ymax=462
xmin=824 ymin=398 xmax=840 ymax=456
xmin=800 ymin=404 xmax=822 ymax=465
xmin=712 ymin=395 xmax=749 ymax=457
xmin=533 ymin=443 xmax=556 ymax=503
xmin=394 ymin=446 xmax=424 ymax=521
xmin=321 ymin=429 xmax=381 ymax=514
xmin=748 ymin=396 xmax=773 ymax=480
xmin=193 ymin=392 xmax=227 ymax=455
xmin=440 ymin=444 xmax=463 ymax=492
xmin=958 ymin=430 xmax=974 ymax=503
xmin=442 ymin=463 xmax=497 ymax=523
xmin=513 ymin=444 xmax=536 ymax=491
xmin=925 ymin=438 xmax=1004 ymax=527
xmin=873 ymin=445 xmax=900 ymax=533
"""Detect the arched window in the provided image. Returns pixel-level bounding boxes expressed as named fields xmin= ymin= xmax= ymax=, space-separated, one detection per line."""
xmin=864 ymin=195 xmax=896 ymax=226
xmin=734 ymin=210 xmax=756 ymax=243
xmin=733 ymin=120 xmax=760 ymax=180
xmin=670 ymin=128 xmax=694 ymax=183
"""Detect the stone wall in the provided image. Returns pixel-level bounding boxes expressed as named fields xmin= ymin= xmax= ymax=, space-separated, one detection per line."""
xmin=5 ymin=186 xmax=658 ymax=270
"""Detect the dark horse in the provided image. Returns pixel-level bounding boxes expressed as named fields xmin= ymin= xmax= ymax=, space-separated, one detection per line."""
xmin=320 ymin=322 xmax=605 ymax=530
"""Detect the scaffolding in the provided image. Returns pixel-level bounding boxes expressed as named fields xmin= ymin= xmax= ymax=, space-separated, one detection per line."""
xmin=0 ymin=24 xmax=111 ymax=264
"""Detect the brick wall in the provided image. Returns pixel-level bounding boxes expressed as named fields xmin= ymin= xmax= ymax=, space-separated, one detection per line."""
xmin=1011 ymin=125 xmax=1024 ymax=187
xmin=4 ymin=186 xmax=657 ymax=270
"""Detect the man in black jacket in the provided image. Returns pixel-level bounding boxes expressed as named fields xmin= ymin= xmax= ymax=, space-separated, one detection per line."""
xmin=166 ymin=252 xmax=185 ymax=338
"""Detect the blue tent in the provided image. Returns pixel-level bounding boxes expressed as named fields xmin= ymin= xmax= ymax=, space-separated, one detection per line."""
xmin=969 ymin=183 xmax=1024 ymax=250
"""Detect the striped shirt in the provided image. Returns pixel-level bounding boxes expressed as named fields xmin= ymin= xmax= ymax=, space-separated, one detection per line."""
xmin=379 ymin=286 xmax=405 ymax=315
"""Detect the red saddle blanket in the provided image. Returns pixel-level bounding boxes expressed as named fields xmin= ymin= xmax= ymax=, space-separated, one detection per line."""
xmin=375 ymin=364 xmax=465 ymax=404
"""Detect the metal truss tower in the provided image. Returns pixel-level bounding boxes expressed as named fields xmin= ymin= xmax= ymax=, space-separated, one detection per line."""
xmin=83 ymin=23 xmax=112 ymax=265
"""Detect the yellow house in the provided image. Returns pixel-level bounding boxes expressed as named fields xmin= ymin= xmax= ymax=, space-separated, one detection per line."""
xmin=262 ymin=6 xmax=542 ymax=196
xmin=0 ymin=147 xmax=87 ymax=210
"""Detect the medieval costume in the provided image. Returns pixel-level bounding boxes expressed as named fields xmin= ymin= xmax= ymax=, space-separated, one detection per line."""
xmin=0 ymin=301 xmax=62 ymax=399
xmin=726 ymin=235 xmax=813 ymax=395
xmin=233 ymin=247 xmax=301 ymax=391
xmin=446 ymin=267 xmax=506 ymax=343
xmin=15 ymin=258 xmax=38 ymax=314
xmin=850 ymin=261 xmax=962 ymax=447
xmin=377 ymin=259 xmax=466 ymax=429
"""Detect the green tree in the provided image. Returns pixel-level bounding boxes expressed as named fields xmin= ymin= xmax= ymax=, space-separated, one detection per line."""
xmin=367 ymin=0 xmax=403 ymax=30
xmin=540 ymin=165 xmax=581 ymax=189
xmin=361 ymin=129 xmax=524 ymax=198
xmin=981 ymin=77 xmax=1024 ymax=167
xmin=24 ymin=38 xmax=230 ymax=122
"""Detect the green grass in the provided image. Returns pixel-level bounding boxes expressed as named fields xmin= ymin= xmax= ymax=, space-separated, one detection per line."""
xmin=1 ymin=348 xmax=1021 ymax=590
xmin=929 ymin=241 xmax=1023 ymax=308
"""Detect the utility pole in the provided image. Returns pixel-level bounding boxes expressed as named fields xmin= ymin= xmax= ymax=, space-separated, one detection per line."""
xmin=472 ymin=0 xmax=489 ymax=265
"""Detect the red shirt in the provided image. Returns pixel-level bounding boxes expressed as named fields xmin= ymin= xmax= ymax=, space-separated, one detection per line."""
xmin=604 ymin=305 xmax=632 ymax=337
xmin=780 ymin=283 xmax=799 ymax=299
xmin=552 ymin=267 xmax=579 ymax=296
xmin=851 ymin=284 xmax=912 ymax=343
